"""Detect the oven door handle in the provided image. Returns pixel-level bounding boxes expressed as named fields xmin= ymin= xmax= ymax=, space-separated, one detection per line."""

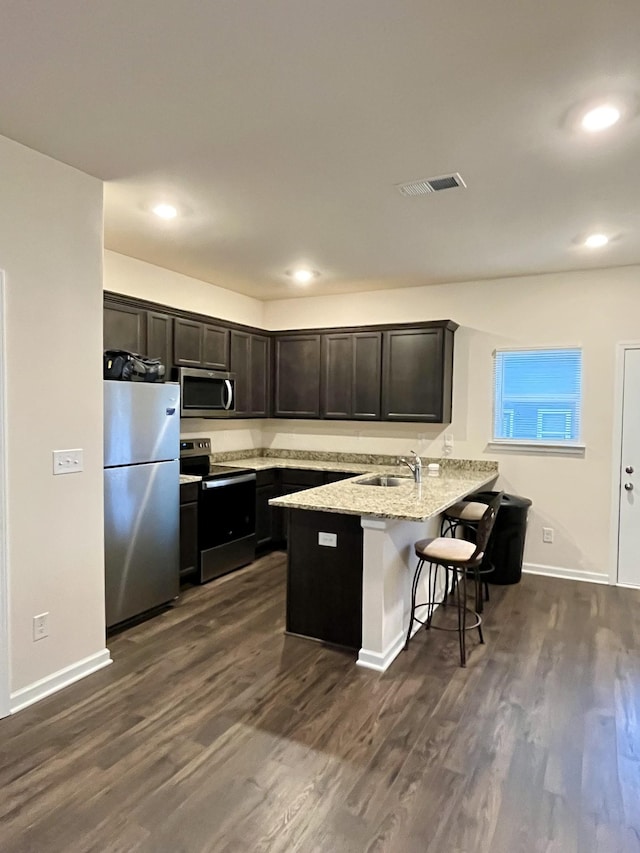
xmin=202 ymin=473 xmax=256 ymax=489
xmin=223 ymin=379 xmax=234 ymax=410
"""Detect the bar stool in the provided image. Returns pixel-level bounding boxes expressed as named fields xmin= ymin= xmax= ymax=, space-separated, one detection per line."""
xmin=404 ymin=492 xmax=503 ymax=667
xmin=441 ymin=498 xmax=492 ymax=612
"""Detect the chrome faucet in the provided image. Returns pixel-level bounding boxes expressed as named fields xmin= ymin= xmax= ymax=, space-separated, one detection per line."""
xmin=396 ymin=450 xmax=422 ymax=484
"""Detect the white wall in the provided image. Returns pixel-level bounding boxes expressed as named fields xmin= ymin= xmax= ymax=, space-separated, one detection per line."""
xmin=264 ymin=266 xmax=640 ymax=580
xmin=1 ymin=135 xmax=108 ymax=706
xmin=104 ymin=250 xmax=265 ymax=329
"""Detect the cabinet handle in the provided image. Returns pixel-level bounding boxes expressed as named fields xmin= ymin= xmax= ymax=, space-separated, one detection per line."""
xmin=624 ymin=483 xmax=634 ymax=491
xmin=625 ymin=466 xmax=634 ymax=474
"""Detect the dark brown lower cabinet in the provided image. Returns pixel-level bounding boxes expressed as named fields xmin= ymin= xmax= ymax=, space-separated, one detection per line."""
xmin=255 ymin=468 xmax=356 ymax=554
xmin=179 ymin=482 xmax=199 ymax=579
xmin=286 ymin=509 xmax=363 ymax=650
xmin=255 ymin=469 xmax=282 ymax=551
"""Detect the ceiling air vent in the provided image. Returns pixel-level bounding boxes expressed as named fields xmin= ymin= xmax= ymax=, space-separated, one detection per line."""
xmin=396 ymin=172 xmax=467 ymax=196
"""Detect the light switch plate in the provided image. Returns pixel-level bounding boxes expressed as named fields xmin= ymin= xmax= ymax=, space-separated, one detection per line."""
xmin=52 ymin=449 xmax=84 ymax=475
xmin=318 ymin=532 xmax=337 ymax=548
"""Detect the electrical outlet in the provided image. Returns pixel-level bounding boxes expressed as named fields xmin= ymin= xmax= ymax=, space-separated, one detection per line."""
xmin=542 ymin=527 xmax=554 ymax=544
xmin=318 ymin=532 xmax=337 ymax=548
xmin=52 ymin=449 xmax=83 ymax=475
xmin=33 ymin=612 xmax=49 ymax=641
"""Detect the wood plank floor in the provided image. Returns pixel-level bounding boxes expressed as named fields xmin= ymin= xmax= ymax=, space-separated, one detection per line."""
xmin=1 ymin=553 xmax=640 ymax=852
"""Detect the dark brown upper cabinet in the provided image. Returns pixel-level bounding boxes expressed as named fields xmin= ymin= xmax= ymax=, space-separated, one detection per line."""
xmin=104 ymin=300 xmax=146 ymax=354
xmin=321 ymin=332 xmax=381 ymax=419
xmin=273 ymin=334 xmax=321 ymax=418
xmin=146 ymin=311 xmax=172 ymax=368
xmin=104 ymin=293 xmax=456 ymax=424
xmin=202 ymin=323 xmax=230 ymax=370
xmin=104 ymin=299 xmax=173 ymax=369
xmin=174 ymin=318 xmax=230 ymax=370
xmin=249 ymin=334 xmax=270 ymax=417
xmin=230 ymin=330 xmax=251 ymax=415
xmin=381 ymin=326 xmax=455 ymax=422
xmin=230 ymin=331 xmax=270 ymax=418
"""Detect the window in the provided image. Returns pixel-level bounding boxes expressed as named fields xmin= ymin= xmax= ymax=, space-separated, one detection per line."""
xmin=493 ymin=348 xmax=582 ymax=446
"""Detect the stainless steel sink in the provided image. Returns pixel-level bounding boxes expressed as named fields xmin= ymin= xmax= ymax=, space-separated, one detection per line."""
xmin=356 ymin=475 xmax=411 ymax=487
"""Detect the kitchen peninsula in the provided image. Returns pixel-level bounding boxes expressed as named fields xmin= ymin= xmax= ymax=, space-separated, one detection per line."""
xmin=245 ymin=455 xmax=499 ymax=672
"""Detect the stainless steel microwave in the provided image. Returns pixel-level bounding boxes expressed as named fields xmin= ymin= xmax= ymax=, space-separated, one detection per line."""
xmin=174 ymin=367 xmax=236 ymax=418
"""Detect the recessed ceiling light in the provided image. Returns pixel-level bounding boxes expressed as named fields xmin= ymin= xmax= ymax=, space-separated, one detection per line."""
xmin=580 ymin=104 xmax=621 ymax=132
xmin=152 ymin=203 xmax=178 ymax=220
xmin=287 ymin=268 xmax=319 ymax=284
xmin=584 ymin=233 xmax=609 ymax=249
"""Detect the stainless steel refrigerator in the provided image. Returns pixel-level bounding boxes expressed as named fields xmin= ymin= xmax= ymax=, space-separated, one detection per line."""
xmin=104 ymin=380 xmax=180 ymax=628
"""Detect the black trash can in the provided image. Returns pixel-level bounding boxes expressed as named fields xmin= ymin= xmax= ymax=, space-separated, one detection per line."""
xmin=463 ymin=491 xmax=532 ymax=584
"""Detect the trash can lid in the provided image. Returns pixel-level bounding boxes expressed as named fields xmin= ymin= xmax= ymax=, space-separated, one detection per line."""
xmin=465 ymin=490 xmax=532 ymax=509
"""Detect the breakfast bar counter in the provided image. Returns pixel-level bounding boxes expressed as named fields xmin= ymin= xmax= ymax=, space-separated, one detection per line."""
xmin=269 ymin=462 xmax=498 ymax=672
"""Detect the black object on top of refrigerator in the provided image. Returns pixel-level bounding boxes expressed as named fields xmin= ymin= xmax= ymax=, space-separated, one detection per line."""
xmin=104 ymin=380 xmax=180 ymax=628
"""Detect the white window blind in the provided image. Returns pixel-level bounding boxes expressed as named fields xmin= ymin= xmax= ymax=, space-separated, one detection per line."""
xmin=493 ymin=348 xmax=582 ymax=444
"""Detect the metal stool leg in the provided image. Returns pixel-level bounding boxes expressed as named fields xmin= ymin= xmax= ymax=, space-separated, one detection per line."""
xmin=460 ymin=570 xmax=468 ymax=666
xmin=426 ymin=562 xmax=439 ymax=629
xmin=404 ymin=558 xmax=425 ymax=650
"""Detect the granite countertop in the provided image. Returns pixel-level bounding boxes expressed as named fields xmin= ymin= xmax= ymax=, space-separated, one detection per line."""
xmin=223 ymin=456 xmax=397 ymax=475
xmin=268 ymin=468 xmax=498 ymax=522
xmin=179 ymin=474 xmax=202 ymax=484
xmin=221 ymin=454 xmax=497 ymax=476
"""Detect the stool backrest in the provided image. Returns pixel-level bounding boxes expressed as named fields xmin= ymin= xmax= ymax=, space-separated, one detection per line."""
xmin=470 ymin=491 xmax=504 ymax=563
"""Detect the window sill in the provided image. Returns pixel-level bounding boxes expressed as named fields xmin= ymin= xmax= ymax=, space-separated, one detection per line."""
xmin=487 ymin=441 xmax=586 ymax=457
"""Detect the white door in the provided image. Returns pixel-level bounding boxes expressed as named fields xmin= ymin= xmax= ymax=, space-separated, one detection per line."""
xmin=618 ymin=347 xmax=640 ymax=586
xmin=0 ymin=271 xmax=9 ymax=718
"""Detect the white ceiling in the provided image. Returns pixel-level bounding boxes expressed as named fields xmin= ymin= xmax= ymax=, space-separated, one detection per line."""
xmin=1 ymin=0 xmax=639 ymax=300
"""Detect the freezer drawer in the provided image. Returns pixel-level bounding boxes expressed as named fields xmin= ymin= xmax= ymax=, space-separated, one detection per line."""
xmin=104 ymin=459 xmax=179 ymax=628
xmin=104 ymin=381 xmax=180 ymax=467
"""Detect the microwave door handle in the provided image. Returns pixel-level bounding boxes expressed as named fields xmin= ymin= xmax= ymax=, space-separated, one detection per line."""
xmin=223 ymin=379 xmax=233 ymax=410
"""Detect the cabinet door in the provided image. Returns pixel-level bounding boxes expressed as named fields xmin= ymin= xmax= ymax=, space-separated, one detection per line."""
xmin=203 ymin=324 xmax=230 ymax=370
xmin=249 ymin=334 xmax=270 ymax=417
xmin=352 ymin=332 xmax=381 ymax=419
xmin=255 ymin=483 xmax=279 ymax=549
xmin=273 ymin=335 xmax=321 ymax=418
xmin=382 ymin=328 xmax=445 ymax=421
xmin=173 ymin=318 xmax=203 ymax=367
xmin=179 ymin=501 xmax=199 ymax=578
xmin=321 ymin=334 xmax=353 ymax=419
xmin=230 ymin=330 xmax=251 ymax=416
xmin=286 ymin=509 xmax=363 ymax=649
xmin=104 ymin=301 xmax=145 ymax=353
xmin=146 ymin=311 xmax=172 ymax=367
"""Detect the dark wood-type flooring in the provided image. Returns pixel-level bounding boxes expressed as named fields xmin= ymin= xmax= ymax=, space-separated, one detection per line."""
xmin=1 ymin=553 xmax=640 ymax=852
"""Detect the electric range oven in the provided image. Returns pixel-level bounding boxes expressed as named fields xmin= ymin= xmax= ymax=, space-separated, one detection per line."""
xmin=180 ymin=438 xmax=256 ymax=583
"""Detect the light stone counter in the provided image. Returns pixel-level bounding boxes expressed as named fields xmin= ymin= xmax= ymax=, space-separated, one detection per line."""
xmin=268 ymin=468 xmax=497 ymax=522
xmin=179 ymin=474 xmax=202 ymax=484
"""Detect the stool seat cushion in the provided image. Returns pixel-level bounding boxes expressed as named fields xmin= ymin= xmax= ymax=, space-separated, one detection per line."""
xmin=415 ymin=536 xmax=480 ymax=564
xmin=443 ymin=501 xmax=486 ymax=522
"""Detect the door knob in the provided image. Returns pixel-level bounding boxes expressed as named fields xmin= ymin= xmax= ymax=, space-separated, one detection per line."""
xmin=624 ymin=483 xmax=634 ymax=491
xmin=625 ymin=466 xmax=634 ymax=474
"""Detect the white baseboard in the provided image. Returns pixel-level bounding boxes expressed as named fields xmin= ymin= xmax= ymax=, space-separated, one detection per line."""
xmin=523 ymin=562 xmax=609 ymax=585
xmin=357 ymin=630 xmax=406 ymax=672
xmin=10 ymin=649 xmax=112 ymax=714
